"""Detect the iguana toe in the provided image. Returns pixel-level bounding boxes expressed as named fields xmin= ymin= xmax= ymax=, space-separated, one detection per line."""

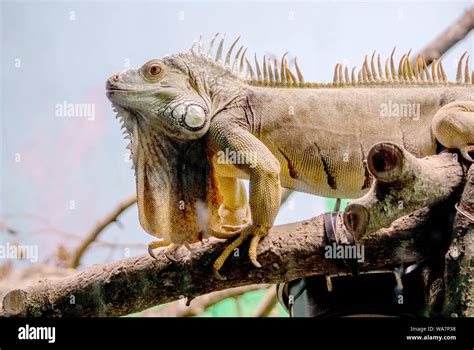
xmin=248 ymin=227 xmax=267 ymax=268
xmin=148 ymin=241 xmax=182 ymax=262
xmin=213 ymin=267 xmax=227 ymax=280
xmin=211 ymin=224 xmax=268 ymax=277
xmin=164 ymin=244 xmax=182 ymax=262
xmin=212 ymin=231 xmax=249 ymax=277
xmin=148 ymin=240 xmax=172 ymax=260
xmin=184 ymin=242 xmax=195 ymax=252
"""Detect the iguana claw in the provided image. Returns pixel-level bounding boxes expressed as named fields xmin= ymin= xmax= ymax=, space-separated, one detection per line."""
xmin=165 ymin=247 xmax=180 ymax=262
xmin=184 ymin=242 xmax=195 ymax=252
xmin=148 ymin=245 xmax=158 ymax=260
xmin=148 ymin=240 xmax=170 ymax=260
xmin=213 ymin=267 xmax=227 ymax=280
xmin=148 ymin=246 xmax=158 ymax=260
xmin=148 ymin=241 xmax=180 ymax=262
xmin=460 ymin=145 xmax=474 ymax=162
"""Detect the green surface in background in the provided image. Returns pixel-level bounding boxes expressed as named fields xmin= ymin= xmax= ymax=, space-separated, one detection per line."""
xmin=131 ymin=289 xmax=288 ymax=317
xmin=325 ymin=198 xmax=351 ymax=212
xmin=199 ymin=289 xmax=287 ymax=317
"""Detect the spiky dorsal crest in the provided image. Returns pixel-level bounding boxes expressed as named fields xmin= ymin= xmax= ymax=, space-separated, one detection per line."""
xmin=185 ymin=33 xmax=303 ymax=85
xmin=184 ymin=34 xmax=473 ymax=88
xmin=331 ymin=48 xmax=473 ymax=86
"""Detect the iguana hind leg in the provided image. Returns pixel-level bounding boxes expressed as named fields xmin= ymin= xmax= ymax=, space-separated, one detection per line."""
xmin=216 ymin=176 xmax=251 ymax=229
xmin=433 ymin=101 xmax=474 ymax=162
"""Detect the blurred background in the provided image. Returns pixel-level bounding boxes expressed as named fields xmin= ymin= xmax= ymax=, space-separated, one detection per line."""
xmin=1 ymin=0 xmax=473 ymax=316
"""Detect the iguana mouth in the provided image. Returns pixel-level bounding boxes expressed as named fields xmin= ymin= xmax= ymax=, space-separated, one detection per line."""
xmin=107 ymin=87 xmax=130 ymax=92
xmin=106 ymin=79 xmax=127 ymax=91
xmin=106 ymin=80 xmax=172 ymax=93
xmin=106 ymin=80 xmax=146 ymax=93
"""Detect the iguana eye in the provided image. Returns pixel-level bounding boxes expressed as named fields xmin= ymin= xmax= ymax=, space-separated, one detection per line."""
xmin=143 ymin=61 xmax=164 ymax=79
xmin=149 ymin=65 xmax=161 ymax=76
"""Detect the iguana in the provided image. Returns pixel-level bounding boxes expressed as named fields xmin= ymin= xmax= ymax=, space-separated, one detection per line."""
xmin=106 ymin=34 xmax=474 ymax=277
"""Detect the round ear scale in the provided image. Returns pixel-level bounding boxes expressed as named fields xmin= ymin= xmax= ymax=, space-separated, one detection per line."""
xmin=170 ymin=103 xmax=209 ymax=140
xmin=183 ymin=105 xmax=207 ymax=129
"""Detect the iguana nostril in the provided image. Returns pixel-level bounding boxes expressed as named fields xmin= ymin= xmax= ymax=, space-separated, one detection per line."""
xmin=113 ymin=74 xmax=120 ymax=82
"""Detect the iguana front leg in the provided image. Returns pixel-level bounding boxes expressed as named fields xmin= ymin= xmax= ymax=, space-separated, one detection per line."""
xmin=209 ymin=119 xmax=281 ymax=277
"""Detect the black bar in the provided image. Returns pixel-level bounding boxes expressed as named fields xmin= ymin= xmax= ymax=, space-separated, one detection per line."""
xmin=0 ymin=317 xmax=473 ymax=349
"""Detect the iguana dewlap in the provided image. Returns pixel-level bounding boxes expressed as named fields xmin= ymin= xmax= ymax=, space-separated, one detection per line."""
xmin=106 ymin=35 xmax=474 ymax=277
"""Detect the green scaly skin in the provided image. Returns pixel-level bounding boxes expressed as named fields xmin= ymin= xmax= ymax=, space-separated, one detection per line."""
xmin=106 ymin=36 xmax=474 ymax=277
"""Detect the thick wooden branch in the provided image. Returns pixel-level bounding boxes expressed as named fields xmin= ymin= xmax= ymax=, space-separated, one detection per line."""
xmin=67 ymin=189 xmax=291 ymax=269
xmin=343 ymin=143 xmax=463 ymax=238
xmin=2 ymin=149 xmax=466 ymax=317
xmin=2 ymin=204 xmax=449 ymax=317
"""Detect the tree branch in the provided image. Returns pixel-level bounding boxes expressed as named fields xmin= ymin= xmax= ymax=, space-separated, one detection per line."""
xmin=142 ymin=284 xmax=268 ymax=317
xmin=68 ymin=195 xmax=137 ymax=268
xmin=252 ymin=287 xmax=278 ymax=317
xmin=1 ymin=151 xmax=466 ymax=317
xmin=444 ymin=165 xmax=474 ymax=316
xmin=415 ymin=7 xmax=474 ymax=66
xmin=68 ymin=188 xmax=290 ymax=270
xmin=0 ymin=220 xmax=18 ymax=235
xmin=343 ymin=143 xmax=463 ymax=238
xmin=1 ymin=208 xmax=451 ymax=316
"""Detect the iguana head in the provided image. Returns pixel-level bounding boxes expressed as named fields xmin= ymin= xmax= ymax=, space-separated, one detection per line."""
xmin=106 ymin=58 xmax=212 ymax=140
xmin=105 ymin=35 xmax=255 ymax=245
xmin=106 ymin=35 xmax=249 ymax=145
xmin=105 ymin=53 xmax=234 ymax=245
